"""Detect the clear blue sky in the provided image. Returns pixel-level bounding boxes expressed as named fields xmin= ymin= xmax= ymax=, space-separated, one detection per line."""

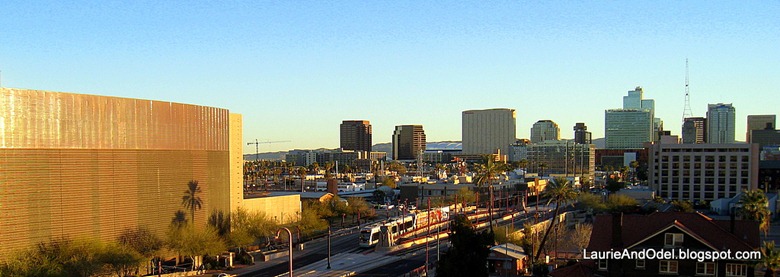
xmin=1 ymin=1 xmax=778 ymax=154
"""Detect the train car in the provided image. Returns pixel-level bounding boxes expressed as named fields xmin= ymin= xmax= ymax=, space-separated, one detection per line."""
xmin=359 ymin=223 xmax=383 ymax=248
xmin=359 ymin=214 xmax=416 ymax=248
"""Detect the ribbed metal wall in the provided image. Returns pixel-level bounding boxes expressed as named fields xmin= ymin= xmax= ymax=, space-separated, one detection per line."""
xmin=0 ymin=88 xmax=232 ymax=256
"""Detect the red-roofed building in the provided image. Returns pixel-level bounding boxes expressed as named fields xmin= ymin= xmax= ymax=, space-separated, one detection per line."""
xmin=585 ymin=212 xmax=760 ymax=277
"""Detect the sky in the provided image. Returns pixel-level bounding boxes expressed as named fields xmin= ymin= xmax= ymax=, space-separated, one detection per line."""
xmin=1 ymin=1 xmax=778 ymax=154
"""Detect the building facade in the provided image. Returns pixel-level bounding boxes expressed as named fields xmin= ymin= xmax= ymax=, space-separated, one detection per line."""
xmin=573 ymin=122 xmax=592 ymax=144
xmin=587 ymin=212 xmax=759 ymax=277
xmin=649 ymin=143 xmax=759 ymax=202
xmin=0 ymin=88 xmax=243 ymax=256
xmin=340 ymin=120 xmax=372 ymax=153
xmin=682 ymin=117 xmax=707 ymax=144
xmin=530 ymin=120 xmax=560 ymax=143
xmin=526 ymin=140 xmax=595 ymax=180
xmin=392 ymin=125 xmax=426 ymax=160
xmin=605 ymin=109 xmax=653 ymax=149
xmin=707 ymin=103 xmax=736 ymax=144
xmin=747 ymin=114 xmax=775 ymax=143
xmin=462 ymin=108 xmax=516 ymax=157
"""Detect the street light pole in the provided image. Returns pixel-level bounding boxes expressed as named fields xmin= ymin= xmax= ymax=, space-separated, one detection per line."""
xmin=327 ymin=225 xmax=332 ymax=269
xmin=275 ymin=227 xmax=293 ymax=277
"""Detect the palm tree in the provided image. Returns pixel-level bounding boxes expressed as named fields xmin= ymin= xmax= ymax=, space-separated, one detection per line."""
xmin=761 ymin=241 xmax=780 ymax=277
xmin=535 ymin=177 xmax=578 ymax=262
xmin=629 ymin=160 xmax=640 ymax=184
xmin=538 ymin=163 xmax=548 ymax=177
xmin=181 ymin=180 xmax=203 ymax=226
xmin=474 ymin=155 xmax=503 ymax=232
xmin=298 ymin=167 xmax=307 ymax=192
xmin=738 ymin=189 xmax=771 ymax=235
xmin=518 ymin=159 xmax=529 ymax=173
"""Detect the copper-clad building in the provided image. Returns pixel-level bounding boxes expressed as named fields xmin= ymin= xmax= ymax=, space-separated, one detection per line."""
xmin=0 ymin=88 xmax=243 ymax=255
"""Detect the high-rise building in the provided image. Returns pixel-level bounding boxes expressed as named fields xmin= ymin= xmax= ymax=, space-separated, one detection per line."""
xmin=392 ymin=125 xmax=426 ymax=160
xmin=462 ymin=108 xmax=516 ymax=156
xmin=526 ymin=140 xmax=595 ymax=180
xmin=706 ymin=103 xmax=736 ymax=144
xmin=682 ymin=117 xmax=706 ymax=144
xmin=530 ymin=120 xmax=560 ymax=143
xmin=605 ymin=109 xmax=653 ymax=149
xmin=747 ymin=115 xmax=776 ymax=143
xmin=574 ymin=123 xmax=592 ymax=144
xmin=649 ymin=142 xmax=758 ymax=201
xmin=340 ymin=120 xmax=372 ymax=153
xmin=605 ymin=87 xmax=657 ymax=149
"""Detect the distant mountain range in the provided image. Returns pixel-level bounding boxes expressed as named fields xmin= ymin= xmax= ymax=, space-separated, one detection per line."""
xmin=243 ymin=139 xmax=604 ymax=161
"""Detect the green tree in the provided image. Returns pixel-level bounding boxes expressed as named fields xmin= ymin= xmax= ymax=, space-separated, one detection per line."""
xmin=535 ymin=177 xmax=578 ymax=261
xmin=182 ymin=180 xmax=203 ymax=226
xmin=629 ymin=160 xmax=640 ymax=183
xmin=761 ymin=241 xmax=780 ymax=277
xmin=671 ymin=200 xmax=695 ymax=213
xmin=117 ymin=227 xmax=163 ymax=275
xmin=538 ymin=162 xmax=548 ymax=177
xmin=436 ymin=215 xmax=492 ymax=277
xmin=381 ymin=177 xmax=397 ymax=189
xmin=347 ymin=197 xmax=376 ymax=221
xmin=167 ymin=226 xmax=226 ymax=271
xmin=739 ymin=189 xmax=771 ymax=235
xmin=102 ymin=242 xmax=146 ymax=277
xmin=297 ymin=207 xmax=329 ymax=238
xmin=454 ymin=186 xmax=476 ymax=205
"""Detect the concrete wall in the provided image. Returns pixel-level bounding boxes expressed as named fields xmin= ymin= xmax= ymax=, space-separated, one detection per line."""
xmin=242 ymin=195 xmax=302 ymax=224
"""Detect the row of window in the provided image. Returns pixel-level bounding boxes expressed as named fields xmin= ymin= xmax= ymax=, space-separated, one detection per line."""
xmin=659 ymin=178 xmax=749 ymax=184
xmin=659 ymin=148 xmax=749 ymax=153
xmin=597 ymin=259 xmax=747 ymax=276
xmin=659 ymin=155 xmax=749 ymax=162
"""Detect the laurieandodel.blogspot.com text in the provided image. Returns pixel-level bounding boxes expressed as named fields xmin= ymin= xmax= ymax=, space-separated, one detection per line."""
xmin=583 ymin=249 xmax=762 ymax=263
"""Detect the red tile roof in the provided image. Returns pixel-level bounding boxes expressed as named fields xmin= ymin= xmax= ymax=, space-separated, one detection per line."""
xmin=549 ymin=260 xmax=597 ymax=277
xmin=587 ymin=212 xmax=759 ymax=252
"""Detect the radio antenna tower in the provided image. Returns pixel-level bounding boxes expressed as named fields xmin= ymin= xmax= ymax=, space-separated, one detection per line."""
xmin=682 ymin=59 xmax=693 ymax=121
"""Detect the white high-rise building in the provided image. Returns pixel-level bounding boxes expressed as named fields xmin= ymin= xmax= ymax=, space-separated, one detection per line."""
xmin=462 ymin=108 xmax=516 ymax=156
xmin=707 ymin=103 xmax=736 ymax=144
xmin=530 ymin=120 xmax=560 ymax=143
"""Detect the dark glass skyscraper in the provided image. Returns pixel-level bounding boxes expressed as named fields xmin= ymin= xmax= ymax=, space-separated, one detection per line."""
xmin=340 ymin=120 xmax=372 ymax=153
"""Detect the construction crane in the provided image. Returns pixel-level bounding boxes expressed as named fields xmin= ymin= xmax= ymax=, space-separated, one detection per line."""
xmin=247 ymin=139 xmax=290 ymax=161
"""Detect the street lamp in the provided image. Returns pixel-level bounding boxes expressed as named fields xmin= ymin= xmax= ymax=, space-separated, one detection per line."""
xmin=327 ymin=224 xmax=332 ymax=269
xmin=275 ymin=227 xmax=293 ymax=277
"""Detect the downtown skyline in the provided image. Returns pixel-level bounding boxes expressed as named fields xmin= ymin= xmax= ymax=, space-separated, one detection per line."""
xmin=1 ymin=1 xmax=778 ymax=154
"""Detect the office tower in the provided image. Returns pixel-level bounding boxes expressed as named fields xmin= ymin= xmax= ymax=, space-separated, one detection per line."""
xmin=707 ymin=104 xmax=736 ymax=144
xmin=340 ymin=120 xmax=372 ymax=153
xmin=574 ymin=123 xmax=592 ymax=144
xmin=530 ymin=120 xmax=560 ymax=143
xmin=605 ymin=87 xmax=657 ymax=149
xmin=747 ymin=115 xmax=776 ymax=143
xmin=682 ymin=117 xmax=707 ymax=144
xmin=526 ymin=140 xmax=595 ymax=180
xmin=649 ymin=143 xmax=758 ymax=201
xmin=462 ymin=108 xmax=516 ymax=156
xmin=392 ymin=125 xmax=426 ymax=160
xmin=605 ymin=110 xmax=653 ymax=149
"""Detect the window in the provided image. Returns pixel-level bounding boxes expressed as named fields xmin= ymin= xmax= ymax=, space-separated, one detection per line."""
xmin=725 ymin=263 xmax=747 ymax=276
xmin=697 ymin=262 xmax=715 ymax=276
xmin=665 ymin=233 xmax=683 ymax=247
xmin=597 ymin=259 xmax=607 ymax=270
xmin=636 ymin=259 xmax=645 ymax=269
xmin=659 ymin=260 xmax=678 ymax=274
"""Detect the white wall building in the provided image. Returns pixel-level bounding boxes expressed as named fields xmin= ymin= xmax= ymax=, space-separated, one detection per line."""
xmin=462 ymin=108 xmax=516 ymax=156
